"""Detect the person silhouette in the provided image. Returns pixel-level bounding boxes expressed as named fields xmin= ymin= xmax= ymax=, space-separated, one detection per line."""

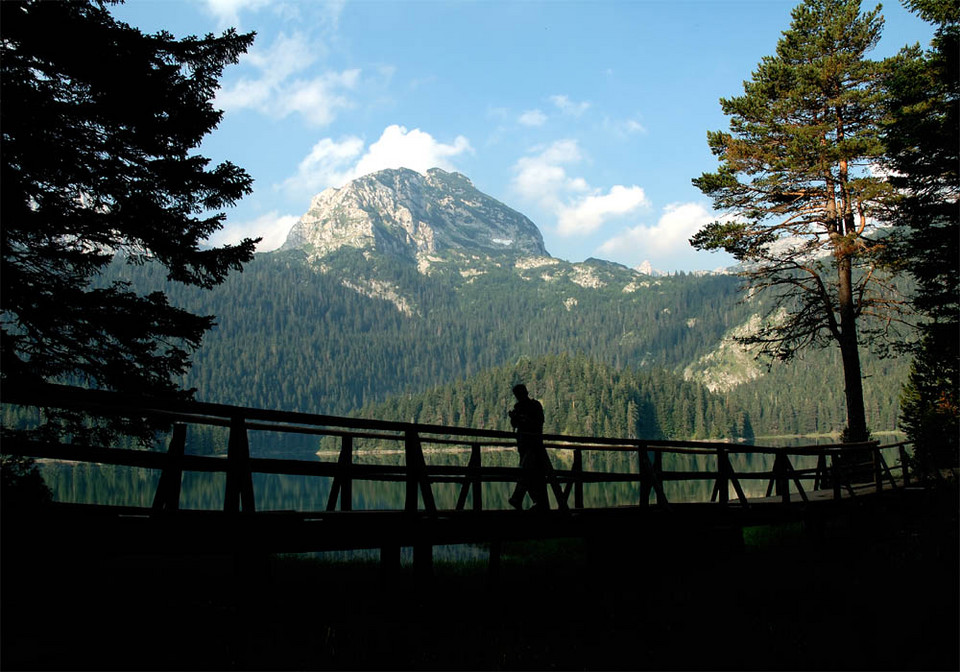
xmin=507 ymin=384 xmax=549 ymax=511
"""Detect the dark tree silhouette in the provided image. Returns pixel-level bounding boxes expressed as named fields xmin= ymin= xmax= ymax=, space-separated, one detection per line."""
xmin=691 ymin=0 xmax=903 ymax=443
xmin=882 ymin=0 xmax=959 ymax=471
xmin=1 ymin=0 xmax=257 ymax=444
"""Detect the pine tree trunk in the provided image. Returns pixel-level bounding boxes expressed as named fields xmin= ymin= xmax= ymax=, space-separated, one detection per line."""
xmin=837 ymin=254 xmax=869 ymax=443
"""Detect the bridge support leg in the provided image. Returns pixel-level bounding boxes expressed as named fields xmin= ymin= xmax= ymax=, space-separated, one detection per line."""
xmin=152 ymin=423 xmax=186 ymax=513
xmin=414 ymin=543 xmax=433 ymax=583
xmin=380 ymin=544 xmax=401 ymax=587
xmin=488 ymin=540 xmax=502 ymax=581
xmin=225 ymin=416 xmax=255 ymax=514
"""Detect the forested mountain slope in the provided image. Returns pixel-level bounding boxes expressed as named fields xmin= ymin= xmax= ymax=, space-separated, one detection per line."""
xmin=99 ymin=247 xmax=908 ymax=443
xmin=352 ymin=353 xmax=754 ymax=442
xmin=76 ymin=166 xmax=911 ymax=445
xmin=106 ymin=250 xmax=748 ymax=411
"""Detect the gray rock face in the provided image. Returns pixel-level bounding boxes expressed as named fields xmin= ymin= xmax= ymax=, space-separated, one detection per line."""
xmin=281 ymin=167 xmax=548 ymax=259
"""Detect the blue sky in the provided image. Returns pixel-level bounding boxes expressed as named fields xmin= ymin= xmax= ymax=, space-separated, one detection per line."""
xmin=111 ymin=0 xmax=935 ymax=272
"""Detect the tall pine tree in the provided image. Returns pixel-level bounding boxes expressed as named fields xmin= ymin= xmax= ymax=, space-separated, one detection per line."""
xmin=1 ymin=0 xmax=257 ymax=444
xmin=882 ymin=0 xmax=959 ymax=470
xmin=691 ymin=0 xmax=899 ymax=443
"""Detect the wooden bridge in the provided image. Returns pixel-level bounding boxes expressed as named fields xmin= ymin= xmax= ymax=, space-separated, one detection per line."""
xmin=1 ymin=384 xmax=916 ymax=575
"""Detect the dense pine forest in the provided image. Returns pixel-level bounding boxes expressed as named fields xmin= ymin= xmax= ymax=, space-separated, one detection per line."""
xmin=354 ymin=353 xmax=754 ymax=440
xmin=70 ymin=248 xmax=910 ymax=452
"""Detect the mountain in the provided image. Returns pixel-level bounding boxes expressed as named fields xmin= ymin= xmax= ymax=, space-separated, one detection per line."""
xmin=281 ymin=167 xmax=548 ymax=261
xmin=635 ymin=260 xmax=664 ymax=277
xmin=67 ymin=167 xmax=909 ymax=451
xmin=683 ymin=313 xmax=769 ymax=393
xmin=277 ymin=168 xmax=698 ymax=316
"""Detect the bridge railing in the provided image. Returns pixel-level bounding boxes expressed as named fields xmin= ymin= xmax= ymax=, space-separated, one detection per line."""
xmin=1 ymin=384 xmax=910 ymax=515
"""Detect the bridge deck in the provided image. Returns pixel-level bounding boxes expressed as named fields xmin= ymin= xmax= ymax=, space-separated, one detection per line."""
xmin=2 ymin=384 xmax=921 ymax=566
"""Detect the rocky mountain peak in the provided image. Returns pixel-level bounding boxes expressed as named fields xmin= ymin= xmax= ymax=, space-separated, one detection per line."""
xmin=281 ymin=167 xmax=548 ymax=260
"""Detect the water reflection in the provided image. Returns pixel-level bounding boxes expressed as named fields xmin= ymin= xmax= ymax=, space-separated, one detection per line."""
xmin=38 ymin=440 xmax=904 ymax=512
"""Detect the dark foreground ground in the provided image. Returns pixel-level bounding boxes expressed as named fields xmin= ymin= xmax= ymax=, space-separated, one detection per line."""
xmin=3 ymin=483 xmax=958 ymax=671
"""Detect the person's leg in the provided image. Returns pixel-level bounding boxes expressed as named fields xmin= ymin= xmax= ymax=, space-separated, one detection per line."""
xmin=509 ymin=447 xmax=528 ymax=509
xmin=509 ymin=481 xmax=526 ymax=509
xmin=527 ymin=447 xmax=549 ymax=510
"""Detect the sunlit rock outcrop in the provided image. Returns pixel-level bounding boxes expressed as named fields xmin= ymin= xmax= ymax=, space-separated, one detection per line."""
xmin=282 ymin=167 xmax=548 ymax=262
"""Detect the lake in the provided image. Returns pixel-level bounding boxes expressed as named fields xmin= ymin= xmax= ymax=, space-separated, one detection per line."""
xmin=38 ymin=435 xmax=906 ymax=512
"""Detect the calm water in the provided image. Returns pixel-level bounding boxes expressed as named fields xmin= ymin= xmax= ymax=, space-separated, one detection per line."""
xmin=38 ymin=435 xmax=905 ymax=512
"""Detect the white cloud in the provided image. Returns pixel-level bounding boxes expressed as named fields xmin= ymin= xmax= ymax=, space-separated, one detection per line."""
xmin=313 ymin=0 xmax=347 ymax=30
xmin=283 ymin=125 xmax=473 ymax=198
xmin=511 ymin=139 xmax=587 ymax=210
xmin=518 ymin=109 xmax=547 ymax=127
xmin=215 ymin=32 xmax=359 ymax=126
xmin=550 ymin=94 xmax=591 ymax=117
xmin=282 ymin=136 xmax=366 ymax=197
xmin=203 ymin=0 xmax=272 ymax=27
xmin=203 ymin=0 xmax=344 ymax=29
xmin=556 ymin=185 xmax=649 ymax=236
xmin=511 ymin=140 xmax=645 ymax=237
xmin=598 ymin=202 xmax=718 ymax=259
xmin=600 ymin=115 xmax=647 ymax=138
xmin=249 ymin=31 xmax=320 ymax=77
xmin=353 ymin=125 xmax=472 ymax=177
xmin=207 ymin=211 xmax=300 ymax=252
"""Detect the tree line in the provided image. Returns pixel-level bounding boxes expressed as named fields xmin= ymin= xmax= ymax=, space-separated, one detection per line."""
xmin=1 ymin=0 xmax=954 ymax=475
xmin=352 ymin=353 xmax=754 ymax=443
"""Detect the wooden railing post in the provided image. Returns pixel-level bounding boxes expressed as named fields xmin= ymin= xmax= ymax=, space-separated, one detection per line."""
xmin=224 ymin=415 xmax=255 ymax=514
xmin=713 ymin=447 xmax=729 ymax=505
xmin=639 ymin=447 xmax=651 ymax=507
xmin=326 ymin=434 xmax=353 ymax=511
xmin=712 ymin=448 xmax=749 ymax=507
xmin=152 ymin=423 xmax=186 ymax=513
xmin=656 ymin=449 xmax=669 ymax=506
xmin=813 ymin=453 xmax=828 ymax=491
xmin=830 ymin=453 xmax=844 ymax=500
xmin=639 ymin=448 xmax=668 ymax=508
xmin=573 ymin=449 xmax=584 ymax=509
xmin=542 ymin=449 xmax=570 ymax=512
xmin=873 ymin=446 xmax=899 ymax=493
xmin=404 ymin=430 xmax=436 ymax=514
xmin=455 ymin=443 xmax=483 ymax=511
xmin=405 ymin=430 xmax=420 ymax=513
xmin=774 ymin=452 xmax=790 ymax=505
xmin=899 ymin=443 xmax=911 ymax=487
xmin=470 ymin=443 xmax=482 ymax=511
xmin=653 ymin=449 xmax=664 ymax=505
xmin=873 ymin=444 xmax=883 ymax=494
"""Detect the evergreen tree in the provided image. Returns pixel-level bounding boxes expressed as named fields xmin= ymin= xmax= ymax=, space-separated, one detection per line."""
xmin=882 ymin=0 xmax=960 ymax=470
xmin=1 ymin=0 xmax=257 ymax=444
xmin=354 ymin=353 xmax=751 ymax=443
xmin=691 ymin=0 xmax=900 ymax=442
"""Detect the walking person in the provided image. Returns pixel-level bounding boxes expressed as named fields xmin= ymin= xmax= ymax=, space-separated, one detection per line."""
xmin=507 ymin=384 xmax=549 ymax=511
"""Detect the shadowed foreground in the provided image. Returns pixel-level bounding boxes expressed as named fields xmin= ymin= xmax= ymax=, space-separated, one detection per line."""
xmin=3 ymin=483 xmax=957 ymax=671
